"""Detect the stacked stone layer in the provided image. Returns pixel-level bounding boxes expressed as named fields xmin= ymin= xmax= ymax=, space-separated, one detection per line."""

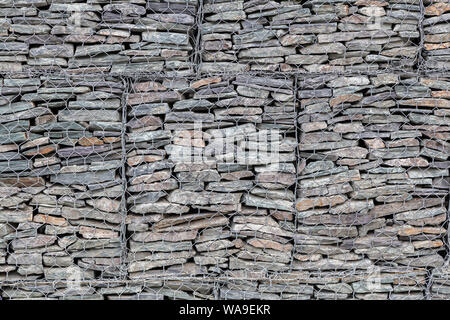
xmin=124 ymin=75 xmax=297 ymax=279
xmin=430 ymin=263 xmax=450 ymax=299
xmin=0 ymin=0 xmax=448 ymax=300
xmin=199 ymin=0 xmax=421 ymax=74
xmin=296 ymin=74 xmax=449 ymax=274
xmin=0 ymin=75 xmax=125 ymax=288
xmin=0 ymin=267 xmax=432 ymax=299
xmin=423 ymin=0 xmax=450 ymax=71
xmin=0 ymin=0 xmax=197 ymax=75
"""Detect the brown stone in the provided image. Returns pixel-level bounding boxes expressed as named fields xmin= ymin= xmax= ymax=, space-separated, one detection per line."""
xmin=78 ymin=137 xmax=104 ymax=146
xmin=0 ymin=144 xmax=18 ymax=153
xmin=301 ymin=121 xmax=327 ymax=132
xmin=21 ymin=137 xmax=50 ymax=150
xmin=413 ymin=240 xmax=443 ymax=250
xmin=103 ymin=137 xmax=121 ymax=143
xmin=432 ymin=91 xmax=450 ymax=98
xmin=190 ymin=77 xmax=222 ymax=89
xmin=130 ymin=170 xmax=172 ymax=185
xmin=363 ymin=138 xmax=385 ymax=149
xmin=0 ymin=177 xmax=45 ymax=187
xmin=424 ymin=43 xmax=450 ymax=50
xmin=270 ymin=210 xmax=294 ymax=221
xmin=398 ymin=226 xmax=446 ymax=237
xmin=330 ymin=94 xmax=362 ymax=107
xmin=23 ymin=145 xmax=56 ymax=156
xmin=33 ymin=214 xmax=68 ymax=226
xmin=296 ymin=195 xmax=347 ymax=211
xmin=425 ymin=3 xmax=450 ymax=16
xmin=407 ymin=214 xmax=446 ymax=227
xmin=424 ymin=139 xmax=447 ymax=152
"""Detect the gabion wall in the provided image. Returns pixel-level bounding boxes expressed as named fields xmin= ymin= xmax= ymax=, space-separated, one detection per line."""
xmin=0 ymin=0 xmax=449 ymax=300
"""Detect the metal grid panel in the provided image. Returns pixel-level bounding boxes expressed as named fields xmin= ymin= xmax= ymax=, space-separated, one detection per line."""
xmin=0 ymin=0 xmax=448 ymax=300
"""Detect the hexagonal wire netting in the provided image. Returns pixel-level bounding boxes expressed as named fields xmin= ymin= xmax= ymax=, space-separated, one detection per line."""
xmin=0 ymin=0 xmax=448 ymax=300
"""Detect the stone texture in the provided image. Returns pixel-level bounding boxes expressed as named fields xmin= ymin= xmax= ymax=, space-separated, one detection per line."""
xmin=0 ymin=0 xmax=448 ymax=302
xmin=0 ymin=0 xmax=197 ymax=76
xmin=125 ymin=75 xmax=296 ymax=282
xmin=296 ymin=73 xmax=449 ymax=298
xmin=424 ymin=2 xmax=450 ymax=71
xmin=200 ymin=0 xmax=421 ymax=73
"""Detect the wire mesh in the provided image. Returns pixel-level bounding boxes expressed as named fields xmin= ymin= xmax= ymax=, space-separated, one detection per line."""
xmin=422 ymin=0 xmax=450 ymax=71
xmin=198 ymin=0 xmax=422 ymax=74
xmin=0 ymin=0 xmax=448 ymax=300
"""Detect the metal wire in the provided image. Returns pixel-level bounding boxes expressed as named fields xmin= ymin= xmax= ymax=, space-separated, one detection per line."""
xmin=0 ymin=0 xmax=448 ymax=300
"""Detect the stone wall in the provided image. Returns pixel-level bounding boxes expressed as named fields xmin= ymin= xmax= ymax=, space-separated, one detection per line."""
xmin=0 ymin=0 xmax=448 ymax=300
